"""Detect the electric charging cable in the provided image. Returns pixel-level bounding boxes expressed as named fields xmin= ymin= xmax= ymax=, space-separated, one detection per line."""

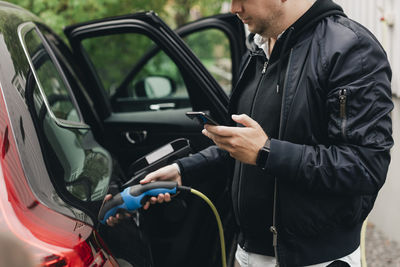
xmin=98 ymin=181 xmax=227 ymax=267
xmin=182 ymin=186 xmax=226 ymax=267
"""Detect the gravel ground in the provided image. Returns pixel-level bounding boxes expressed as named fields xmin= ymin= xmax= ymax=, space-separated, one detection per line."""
xmin=366 ymin=223 xmax=400 ymax=267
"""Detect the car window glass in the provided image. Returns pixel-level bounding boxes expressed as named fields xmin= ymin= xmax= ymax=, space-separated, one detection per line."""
xmin=24 ymin=28 xmax=111 ymax=202
xmin=128 ymin=50 xmax=187 ymax=99
xmin=24 ymin=29 xmax=80 ymax=123
xmin=81 ymin=33 xmax=190 ymax=112
xmin=183 ymin=28 xmax=232 ymax=95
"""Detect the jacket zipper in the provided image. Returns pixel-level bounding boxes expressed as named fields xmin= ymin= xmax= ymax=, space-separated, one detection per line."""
xmin=237 ymin=59 xmax=269 ymax=250
xmin=273 ymin=48 xmax=294 ymax=267
xmin=249 ymin=61 xmax=268 ymax=115
xmin=339 ymin=89 xmax=347 ymax=138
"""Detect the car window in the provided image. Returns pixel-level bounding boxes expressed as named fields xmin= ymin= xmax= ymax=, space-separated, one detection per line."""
xmin=81 ymin=33 xmax=189 ymax=112
xmin=24 ymin=28 xmax=81 ymax=123
xmin=183 ymin=28 xmax=232 ymax=95
xmin=23 ymin=26 xmax=111 ymax=202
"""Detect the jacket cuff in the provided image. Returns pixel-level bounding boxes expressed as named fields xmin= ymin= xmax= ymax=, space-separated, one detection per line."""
xmin=175 ymin=153 xmax=205 ymax=185
xmin=266 ymin=139 xmax=304 ymax=180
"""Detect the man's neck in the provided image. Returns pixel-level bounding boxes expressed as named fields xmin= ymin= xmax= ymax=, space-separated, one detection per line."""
xmin=268 ymin=38 xmax=277 ymax=55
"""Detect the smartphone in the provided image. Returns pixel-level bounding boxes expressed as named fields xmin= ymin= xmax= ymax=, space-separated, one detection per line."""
xmin=185 ymin=111 xmax=220 ymax=126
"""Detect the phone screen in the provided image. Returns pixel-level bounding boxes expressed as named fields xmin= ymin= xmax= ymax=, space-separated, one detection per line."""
xmin=185 ymin=111 xmax=220 ymax=126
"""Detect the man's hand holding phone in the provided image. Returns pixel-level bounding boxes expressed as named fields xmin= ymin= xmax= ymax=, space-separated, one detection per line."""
xmin=202 ymin=114 xmax=268 ymax=165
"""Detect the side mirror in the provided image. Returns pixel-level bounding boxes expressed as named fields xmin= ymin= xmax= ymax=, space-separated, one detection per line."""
xmin=134 ymin=76 xmax=176 ymax=99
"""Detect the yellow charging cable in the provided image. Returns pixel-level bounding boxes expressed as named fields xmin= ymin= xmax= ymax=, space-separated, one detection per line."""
xmin=189 ymin=188 xmax=227 ymax=267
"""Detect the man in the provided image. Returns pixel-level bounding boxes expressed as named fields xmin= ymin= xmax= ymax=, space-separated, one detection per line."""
xmin=108 ymin=0 xmax=393 ymax=266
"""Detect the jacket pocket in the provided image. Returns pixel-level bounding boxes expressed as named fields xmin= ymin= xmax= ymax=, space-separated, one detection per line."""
xmin=326 ymin=88 xmax=350 ymax=141
xmin=338 ymin=89 xmax=347 ymax=140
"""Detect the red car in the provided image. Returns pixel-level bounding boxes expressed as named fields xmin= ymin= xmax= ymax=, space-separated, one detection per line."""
xmin=0 ymin=1 xmax=246 ymax=266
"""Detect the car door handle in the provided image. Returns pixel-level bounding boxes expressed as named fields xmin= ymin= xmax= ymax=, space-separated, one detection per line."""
xmin=125 ymin=130 xmax=148 ymax=144
xmin=149 ymin=103 xmax=176 ymax=111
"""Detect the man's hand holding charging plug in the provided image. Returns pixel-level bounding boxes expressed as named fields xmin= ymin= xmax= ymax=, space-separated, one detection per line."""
xmin=104 ymin=164 xmax=181 ymax=226
xmin=140 ymin=164 xmax=182 ymax=210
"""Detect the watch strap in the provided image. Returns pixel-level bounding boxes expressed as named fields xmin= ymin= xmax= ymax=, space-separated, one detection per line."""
xmin=256 ymin=138 xmax=271 ymax=170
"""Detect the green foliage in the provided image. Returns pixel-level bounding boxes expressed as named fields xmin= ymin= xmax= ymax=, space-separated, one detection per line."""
xmin=170 ymin=0 xmax=225 ymax=27
xmin=6 ymin=0 xmax=227 ymax=35
xmin=183 ymin=29 xmax=232 ymax=92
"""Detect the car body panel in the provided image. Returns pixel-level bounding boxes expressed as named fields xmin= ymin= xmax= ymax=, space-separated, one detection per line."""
xmin=0 ymin=3 xmax=116 ymax=266
xmin=1 ymin=84 xmax=115 ymax=266
xmin=0 ymin=3 xmax=92 ymax=223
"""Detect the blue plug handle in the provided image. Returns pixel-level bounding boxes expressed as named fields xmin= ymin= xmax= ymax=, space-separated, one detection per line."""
xmin=99 ymin=181 xmax=178 ymax=224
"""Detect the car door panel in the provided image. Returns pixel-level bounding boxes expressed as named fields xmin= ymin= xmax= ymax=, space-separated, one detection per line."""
xmin=103 ymin=109 xmax=213 ymax=169
xmin=112 ymin=97 xmax=191 ymax=112
xmin=65 ymin=13 xmax=231 ymax=159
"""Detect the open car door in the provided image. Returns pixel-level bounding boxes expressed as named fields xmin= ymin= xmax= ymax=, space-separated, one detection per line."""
xmin=64 ymin=11 xmax=246 ymax=267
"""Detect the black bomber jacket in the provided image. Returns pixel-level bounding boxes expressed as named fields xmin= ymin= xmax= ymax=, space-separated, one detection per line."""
xmin=177 ymin=0 xmax=394 ymax=266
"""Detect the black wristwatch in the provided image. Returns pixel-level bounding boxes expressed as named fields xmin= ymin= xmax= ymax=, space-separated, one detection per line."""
xmin=256 ymin=138 xmax=271 ymax=170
